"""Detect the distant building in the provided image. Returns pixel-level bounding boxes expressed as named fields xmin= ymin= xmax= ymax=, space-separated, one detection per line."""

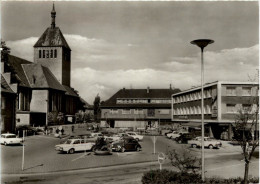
xmin=1 ymin=4 xmax=88 ymax=129
xmin=100 ymin=87 xmax=181 ymax=129
xmin=171 ymin=81 xmax=259 ymax=139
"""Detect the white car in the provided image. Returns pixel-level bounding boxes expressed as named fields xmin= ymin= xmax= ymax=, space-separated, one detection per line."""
xmin=125 ymin=132 xmax=143 ymax=141
xmin=55 ymin=138 xmax=95 ymax=154
xmin=1 ymin=133 xmax=23 ymax=145
xmin=188 ymin=137 xmax=222 ymax=149
xmin=105 ymin=134 xmax=122 ymax=143
xmin=166 ymin=131 xmax=183 ymax=139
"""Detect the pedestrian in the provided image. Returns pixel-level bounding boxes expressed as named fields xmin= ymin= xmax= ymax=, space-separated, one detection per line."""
xmin=71 ymin=125 xmax=74 ymax=133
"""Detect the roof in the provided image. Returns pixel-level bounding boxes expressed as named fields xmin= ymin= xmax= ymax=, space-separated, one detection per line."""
xmin=101 ymin=88 xmax=181 ymax=108
xmin=1 ymin=75 xmax=15 ymax=94
xmin=172 ymin=81 xmax=259 ymax=97
xmin=63 ymin=85 xmax=79 ymax=97
xmin=34 ymin=27 xmax=71 ymax=50
xmin=22 ymin=64 xmax=66 ymax=91
xmin=79 ymin=97 xmax=93 ymax=108
xmin=7 ymin=55 xmax=32 ymax=87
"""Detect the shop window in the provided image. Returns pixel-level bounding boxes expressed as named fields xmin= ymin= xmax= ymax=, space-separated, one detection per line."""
xmin=242 ymin=87 xmax=251 ymax=96
xmin=227 ymin=104 xmax=236 ymax=113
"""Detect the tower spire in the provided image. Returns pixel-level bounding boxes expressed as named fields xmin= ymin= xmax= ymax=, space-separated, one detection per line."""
xmin=51 ymin=2 xmax=56 ymax=29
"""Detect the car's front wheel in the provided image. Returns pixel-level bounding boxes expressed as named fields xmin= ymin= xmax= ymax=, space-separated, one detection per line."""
xmin=4 ymin=142 xmax=7 ymax=146
xmin=208 ymin=145 xmax=214 ymax=149
xmin=192 ymin=144 xmax=197 ymax=148
xmin=136 ymin=138 xmax=139 ymax=141
xmin=68 ymin=148 xmax=75 ymax=154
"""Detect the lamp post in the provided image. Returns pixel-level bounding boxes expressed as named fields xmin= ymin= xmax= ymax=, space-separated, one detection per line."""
xmin=190 ymin=39 xmax=214 ymax=181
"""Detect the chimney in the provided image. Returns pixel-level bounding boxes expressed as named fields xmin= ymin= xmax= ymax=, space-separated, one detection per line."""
xmin=147 ymin=86 xmax=150 ymax=93
xmin=170 ymin=84 xmax=172 ymax=90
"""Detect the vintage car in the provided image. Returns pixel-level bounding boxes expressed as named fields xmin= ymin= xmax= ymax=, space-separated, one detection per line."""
xmin=125 ymin=132 xmax=144 ymax=141
xmin=166 ymin=131 xmax=184 ymax=139
xmin=55 ymin=138 xmax=95 ymax=154
xmin=112 ymin=137 xmax=142 ymax=152
xmin=1 ymin=133 xmax=23 ymax=146
xmin=188 ymin=137 xmax=222 ymax=149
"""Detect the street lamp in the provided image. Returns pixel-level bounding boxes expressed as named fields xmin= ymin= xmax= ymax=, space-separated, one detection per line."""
xmin=190 ymin=39 xmax=214 ymax=181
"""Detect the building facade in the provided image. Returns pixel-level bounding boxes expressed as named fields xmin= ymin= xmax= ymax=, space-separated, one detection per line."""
xmin=100 ymin=87 xmax=181 ymax=129
xmin=1 ymin=4 xmax=86 ymax=130
xmin=171 ymin=81 xmax=258 ymax=139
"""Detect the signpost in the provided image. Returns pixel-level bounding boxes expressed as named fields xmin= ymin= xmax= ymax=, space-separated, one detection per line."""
xmin=158 ymin=152 xmax=166 ymax=171
xmin=151 ymin=136 xmax=158 ymax=154
xmin=22 ymin=130 xmax=25 ymax=171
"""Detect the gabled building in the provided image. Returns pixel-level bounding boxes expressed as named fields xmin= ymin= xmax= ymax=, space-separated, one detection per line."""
xmin=1 ymin=4 xmax=86 ymax=129
xmin=100 ymin=87 xmax=181 ymax=129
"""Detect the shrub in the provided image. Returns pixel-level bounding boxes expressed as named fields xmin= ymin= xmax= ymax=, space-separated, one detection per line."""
xmin=142 ymin=170 xmax=259 ymax=184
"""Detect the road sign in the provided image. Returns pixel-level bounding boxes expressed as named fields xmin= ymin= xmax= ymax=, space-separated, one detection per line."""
xmin=158 ymin=152 xmax=166 ymax=170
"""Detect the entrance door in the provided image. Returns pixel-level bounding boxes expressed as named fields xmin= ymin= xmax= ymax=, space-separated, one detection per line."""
xmin=110 ymin=120 xmax=115 ymax=128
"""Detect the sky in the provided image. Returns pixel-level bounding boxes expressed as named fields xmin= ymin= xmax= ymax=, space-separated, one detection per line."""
xmin=1 ymin=1 xmax=259 ymax=104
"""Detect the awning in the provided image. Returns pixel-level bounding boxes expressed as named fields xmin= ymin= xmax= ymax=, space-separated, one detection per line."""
xmin=181 ymin=122 xmax=202 ymax=128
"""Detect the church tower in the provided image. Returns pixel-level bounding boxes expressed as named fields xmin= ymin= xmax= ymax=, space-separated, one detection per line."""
xmin=34 ymin=3 xmax=71 ymax=87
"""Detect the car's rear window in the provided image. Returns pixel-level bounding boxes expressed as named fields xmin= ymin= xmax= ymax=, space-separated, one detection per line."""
xmin=7 ymin=135 xmax=16 ymax=138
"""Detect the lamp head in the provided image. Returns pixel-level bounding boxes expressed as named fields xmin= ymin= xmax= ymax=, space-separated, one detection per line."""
xmin=191 ymin=39 xmax=214 ymax=50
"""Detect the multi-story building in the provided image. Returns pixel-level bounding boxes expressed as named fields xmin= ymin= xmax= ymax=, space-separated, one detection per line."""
xmin=100 ymin=87 xmax=181 ymax=129
xmin=1 ymin=4 xmax=87 ymax=129
xmin=171 ymin=81 xmax=258 ymax=139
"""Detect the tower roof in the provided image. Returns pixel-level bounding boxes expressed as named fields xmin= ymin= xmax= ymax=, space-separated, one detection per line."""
xmin=33 ymin=27 xmax=71 ymax=50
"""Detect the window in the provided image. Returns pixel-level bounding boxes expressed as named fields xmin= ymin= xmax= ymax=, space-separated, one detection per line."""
xmin=73 ymin=140 xmax=80 ymax=144
xmin=110 ymin=109 xmax=118 ymax=114
xmin=50 ymin=50 xmax=53 ymax=58
xmin=190 ymin=107 xmax=193 ymax=114
xmin=242 ymin=87 xmax=251 ymax=96
xmin=206 ymin=105 xmax=211 ymax=114
xmin=226 ymin=87 xmax=236 ymax=96
xmin=43 ymin=50 xmax=45 ymax=58
xmin=134 ymin=109 xmax=144 ymax=114
xmin=159 ymin=109 xmax=170 ymax=114
xmin=39 ymin=50 xmax=41 ymax=58
xmin=46 ymin=50 xmax=49 ymax=58
xmin=122 ymin=109 xmax=131 ymax=114
xmin=227 ymin=104 xmax=236 ymax=113
xmin=54 ymin=49 xmax=57 ymax=58
xmin=1 ymin=97 xmax=6 ymax=109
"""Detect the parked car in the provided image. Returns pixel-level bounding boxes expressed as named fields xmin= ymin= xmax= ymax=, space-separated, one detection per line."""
xmin=175 ymin=133 xmax=196 ymax=144
xmin=166 ymin=131 xmax=185 ymax=139
xmin=55 ymin=138 xmax=95 ymax=154
xmin=1 ymin=133 xmax=23 ymax=146
xmin=16 ymin=125 xmax=39 ymax=136
xmin=112 ymin=137 xmax=142 ymax=152
xmin=125 ymin=132 xmax=144 ymax=141
xmin=105 ymin=134 xmax=122 ymax=143
xmin=188 ymin=137 xmax=222 ymax=149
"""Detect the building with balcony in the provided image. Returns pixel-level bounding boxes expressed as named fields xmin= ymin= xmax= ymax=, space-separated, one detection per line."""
xmin=171 ymin=81 xmax=258 ymax=139
xmin=100 ymin=87 xmax=181 ymax=129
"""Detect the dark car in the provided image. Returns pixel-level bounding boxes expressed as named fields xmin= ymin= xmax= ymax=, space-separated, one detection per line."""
xmin=112 ymin=137 xmax=141 ymax=152
xmin=175 ymin=133 xmax=196 ymax=144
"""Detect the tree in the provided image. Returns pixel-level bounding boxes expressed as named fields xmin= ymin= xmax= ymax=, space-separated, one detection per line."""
xmin=93 ymin=94 xmax=101 ymax=123
xmin=167 ymin=147 xmax=201 ymax=174
xmin=233 ymin=84 xmax=259 ymax=184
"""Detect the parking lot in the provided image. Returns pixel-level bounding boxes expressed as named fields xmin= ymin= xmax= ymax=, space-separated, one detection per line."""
xmin=1 ymin=131 xmax=259 ymax=180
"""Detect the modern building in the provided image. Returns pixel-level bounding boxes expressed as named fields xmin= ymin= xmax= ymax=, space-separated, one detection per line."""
xmin=1 ymin=4 xmax=87 ymax=129
xmin=100 ymin=87 xmax=181 ymax=129
xmin=171 ymin=81 xmax=259 ymax=139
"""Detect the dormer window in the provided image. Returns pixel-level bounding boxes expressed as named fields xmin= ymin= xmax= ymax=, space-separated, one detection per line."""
xmin=39 ymin=50 xmax=42 ymax=58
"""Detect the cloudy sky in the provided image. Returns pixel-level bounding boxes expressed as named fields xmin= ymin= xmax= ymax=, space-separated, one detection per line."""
xmin=2 ymin=1 xmax=259 ymax=104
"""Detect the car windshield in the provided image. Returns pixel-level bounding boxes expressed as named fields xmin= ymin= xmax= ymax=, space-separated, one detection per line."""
xmin=64 ymin=140 xmax=72 ymax=144
xmin=7 ymin=135 xmax=16 ymax=138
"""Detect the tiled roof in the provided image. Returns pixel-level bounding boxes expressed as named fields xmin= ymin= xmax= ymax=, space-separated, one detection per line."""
xmin=63 ymin=85 xmax=79 ymax=97
xmin=22 ymin=64 xmax=66 ymax=91
xmin=7 ymin=55 xmax=32 ymax=87
xmin=101 ymin=88 xmax=181 ymax=108
xmin=34 ymin=27 xmax=71 ymax=50
xmin=1 ymin=75 xmax=15 ymax=94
